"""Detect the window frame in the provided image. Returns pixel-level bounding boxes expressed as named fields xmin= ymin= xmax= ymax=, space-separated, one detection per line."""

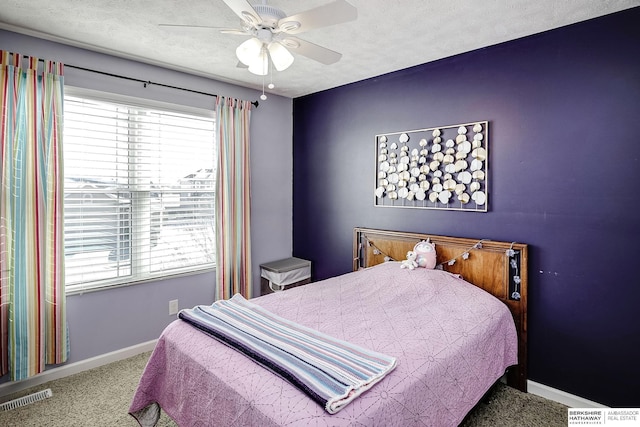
xmin=63 ymin=87 xmax=216 ymax=295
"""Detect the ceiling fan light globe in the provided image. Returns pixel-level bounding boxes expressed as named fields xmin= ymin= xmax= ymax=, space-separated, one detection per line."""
xmin=247 ymin=50 xmax=269 ymax=75
xmin=268 ymin=42 xmax=294 ymax=71
xmin=248 ymin=63 xmax=268 ymax=75
xmin=236 ymin=38 xmax=263 ymax=66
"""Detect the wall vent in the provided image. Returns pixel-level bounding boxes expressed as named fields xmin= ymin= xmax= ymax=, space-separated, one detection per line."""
xmin=0 ymin=388 xmax=53 ymax=411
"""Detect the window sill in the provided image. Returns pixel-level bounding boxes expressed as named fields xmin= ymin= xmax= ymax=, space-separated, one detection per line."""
xmin=65 ymin=266 xmax=215 ymax=296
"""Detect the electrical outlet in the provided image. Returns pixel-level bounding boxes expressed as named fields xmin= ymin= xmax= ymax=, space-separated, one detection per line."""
xmin=169 ymin=299 xmax=179 ymax=315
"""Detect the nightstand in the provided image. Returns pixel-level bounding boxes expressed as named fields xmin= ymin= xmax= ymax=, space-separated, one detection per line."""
xmin=260 ymin=257 xmax=311 ymax=295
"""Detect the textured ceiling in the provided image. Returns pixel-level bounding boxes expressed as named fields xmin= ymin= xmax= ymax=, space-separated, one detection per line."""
xmin=1 ymin=1 xmax=638 ymax=98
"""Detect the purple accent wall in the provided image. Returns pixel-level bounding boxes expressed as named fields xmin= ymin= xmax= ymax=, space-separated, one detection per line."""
xmin=292 ymin=8 xmax=640 ymax=406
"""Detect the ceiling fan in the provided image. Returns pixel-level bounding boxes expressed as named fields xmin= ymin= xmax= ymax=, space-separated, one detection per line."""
xmin=160 ymin=0 xmax=357 ymax=76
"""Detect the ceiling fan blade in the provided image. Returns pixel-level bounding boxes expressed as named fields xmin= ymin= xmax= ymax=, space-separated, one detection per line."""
xmin=282 ymin=36 xmax=342 ymax=65
xmin=277 ymin=0 xmax=357 ymax=35
xmin=220 ymin=29 xmax=250 ymax=35
xmin=159 ymin=24 xmax=223 ymax=29
xmin=159 ymin=24 xmax=246 ymax=35
xmin=222 ymin=0 xmax=262 ymax=27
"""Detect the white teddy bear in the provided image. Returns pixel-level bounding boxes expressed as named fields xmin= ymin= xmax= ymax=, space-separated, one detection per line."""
xmin=400 ymin=250 xmax=418 ymax=270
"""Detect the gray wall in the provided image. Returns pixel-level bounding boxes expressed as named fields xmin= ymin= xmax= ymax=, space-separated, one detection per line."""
xmin=0 ymin=30 xmax=293 ymax=368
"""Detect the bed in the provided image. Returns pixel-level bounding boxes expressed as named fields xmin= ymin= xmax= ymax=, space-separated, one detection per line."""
xmin=129 ymin=227 xmax=528 ymax=426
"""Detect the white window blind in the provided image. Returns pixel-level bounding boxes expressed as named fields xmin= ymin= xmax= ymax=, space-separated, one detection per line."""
xmin=63 ymin=91 xmax=216 ymax=293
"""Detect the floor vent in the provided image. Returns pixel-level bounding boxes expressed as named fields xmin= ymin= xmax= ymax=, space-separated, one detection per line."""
xmin=0 ymin=388 xmax=53 ymax=411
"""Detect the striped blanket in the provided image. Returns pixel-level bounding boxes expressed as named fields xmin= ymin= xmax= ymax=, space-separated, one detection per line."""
xmin=178 ymin=294 xmax=397 ymax=414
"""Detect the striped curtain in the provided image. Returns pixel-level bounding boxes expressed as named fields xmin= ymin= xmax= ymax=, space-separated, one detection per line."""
xmin=0 ymin=51 xmax=68 ymax=380
xmin=215 ymin=97 xmax=253 ymax=300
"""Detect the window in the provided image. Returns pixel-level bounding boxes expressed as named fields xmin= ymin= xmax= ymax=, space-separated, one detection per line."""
xmin=63 ymin=89 xmax=216 ymax=293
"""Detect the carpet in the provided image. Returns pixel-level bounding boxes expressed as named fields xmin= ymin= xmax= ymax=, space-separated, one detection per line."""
xmin=0 ymin=352 xmax=568 ymax=426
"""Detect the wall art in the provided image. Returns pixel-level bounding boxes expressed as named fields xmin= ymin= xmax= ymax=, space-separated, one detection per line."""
xmin=374 ymin=121 xmax=488 ymax=212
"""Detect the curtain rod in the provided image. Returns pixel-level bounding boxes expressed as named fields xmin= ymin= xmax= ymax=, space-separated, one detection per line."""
xmin=22 ymin=55 xmax=259 ymax=108
xmin=65 ymin=64 xmax=259 ymax=108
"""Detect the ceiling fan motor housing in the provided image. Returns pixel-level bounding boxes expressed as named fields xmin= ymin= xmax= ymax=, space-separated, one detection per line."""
xmin=252 ymin=4 xmax=286 ymax=29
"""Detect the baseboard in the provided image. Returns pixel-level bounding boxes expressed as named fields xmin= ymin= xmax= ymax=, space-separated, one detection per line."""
xmin=0 ymin=340 xmax=157 ymax=398
xmin=528 ymin=380 xmax=608 ymax=408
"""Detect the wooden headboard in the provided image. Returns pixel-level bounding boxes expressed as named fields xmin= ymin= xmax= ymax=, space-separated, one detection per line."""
xmin=352 ymin=227 xmax=528 ymax=392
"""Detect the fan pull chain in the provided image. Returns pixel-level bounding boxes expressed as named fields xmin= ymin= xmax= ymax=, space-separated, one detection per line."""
xmin=268 ymin=58 xmax=275 ymax=90
xmin=260 ymin=44 xmax=268 ymax=100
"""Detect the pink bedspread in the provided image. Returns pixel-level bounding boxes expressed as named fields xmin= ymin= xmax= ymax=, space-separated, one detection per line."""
xmin=129 ymin=262 xmax=517 ymax=426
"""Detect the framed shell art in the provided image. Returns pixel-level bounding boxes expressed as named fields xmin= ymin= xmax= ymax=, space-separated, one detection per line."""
xmin=374 ymin=121 xmax=488 ymax=212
